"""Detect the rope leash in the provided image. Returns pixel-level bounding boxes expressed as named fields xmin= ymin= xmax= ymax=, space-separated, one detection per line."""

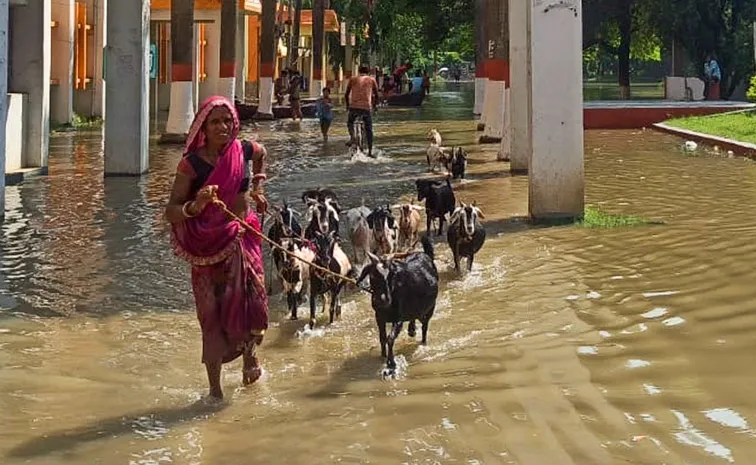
xmin=210 ymin=196 xmax=359 ymax=286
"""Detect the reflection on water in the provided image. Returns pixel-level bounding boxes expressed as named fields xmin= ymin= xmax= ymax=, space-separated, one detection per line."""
xmin=3 ymin=83 xmax=756 ymax=464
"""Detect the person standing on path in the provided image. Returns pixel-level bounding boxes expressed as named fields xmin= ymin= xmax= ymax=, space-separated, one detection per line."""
xmin=165 ymin=96 xmax=270 ymax=401
xmin=345 ymin=64 xmax=380 ymax=158
xmin=704 ymin=54 xmax=722 ymax=100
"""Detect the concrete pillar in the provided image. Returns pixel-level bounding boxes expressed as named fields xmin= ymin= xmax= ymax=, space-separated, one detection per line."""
xmin=218 ymin=0 xmax=238 ymax=101
xmin=10 ymin=0 xmax=51 ymax=169
xmin=311 ymin=0 xmax=324 ymax=96
xmin=162 ymin=0 xmax=194 ymax=142
xmin=200 ymin=12 xmax=220 ymax=101
xmin=92 ymin=0 xmax=107 ymax=118
xmin=528 ymin=0 xmax=584 ymax=221
xmin=235 ymin=13 xmax=247 ymax=100
xmin=480 ymin=0 xmax=508 ymax=144
xmin=473 ymin=0 xmax=486 ymax=117
xmin=258 ymin=0 xmax=277 ymax=118
xmin=0 ymin=0 xmax=7 ymax=220
xmin=50 ymin=0 xmax=74 ymax=126
xmin=342 ymin=25 xmax=353 ymax=93
xmin=192 ymin=23 xmax=200 ymax=110
xmin=508 ymin=0 xmax=530 ymax=174
xmin=103 ymin=0 xmax=149 ymax=175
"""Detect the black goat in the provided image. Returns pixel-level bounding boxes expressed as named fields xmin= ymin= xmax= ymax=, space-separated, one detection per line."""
xmin=357 ymin=235 xmax=439 ymax=375
xmin=268 ymin=203 xmax=303 ymax=290
xmin=415 ymin=178 xmax=456 ymax=236
xmin=366 ymin=205 xmax=398 ymax=255
xmin=447 ymin=202 xmax=486 ymax=272
xmin=309 ymin=231 xmax=353 ymax=329
xmin=304 ymin=197 xmax=341 ymax=240
xmin=444 ymin=147 xmax=467 ymax=180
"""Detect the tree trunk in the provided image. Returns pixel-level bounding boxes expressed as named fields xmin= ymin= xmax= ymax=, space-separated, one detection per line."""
xmin=219 ymin=0 xmax=238 ymax=100
xmin=290 ymin=0 xmax=302 ymax=68
xmin=312 ymin=0 xmax=324 ymax=95
xmin=617 ymin=3 xmax=631 ymax=99
xmin=163 ymin=0 xmax=194 ymax=139
xmin=258 ymin=0 xmax=277 ymax=116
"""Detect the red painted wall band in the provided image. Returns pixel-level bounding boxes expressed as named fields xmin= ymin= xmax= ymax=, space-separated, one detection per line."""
xmin=487 ymin=59 xmax=509 ymax=84
xmin=313 ymin=68 xmax=323 ymax=80
xmin=260 ymin=62 xmax=275 ymax=78
xmin=220 ymin=61 xmax=237 ymax=78
xmin=344 ymin=71 xmax=352 ymax=79
xmin=475 ymin=62 xmax=485 ymax=78
xmin=171 ymin=63 xmax=193 ymax=82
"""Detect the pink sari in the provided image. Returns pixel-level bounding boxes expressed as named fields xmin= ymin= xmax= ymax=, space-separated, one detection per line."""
xmin=171 ymin=96 xmax=268 ymax=364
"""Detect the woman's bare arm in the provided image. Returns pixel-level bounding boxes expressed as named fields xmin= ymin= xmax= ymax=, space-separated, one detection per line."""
xmin=165 ymin=173 xmax=197 ymax=224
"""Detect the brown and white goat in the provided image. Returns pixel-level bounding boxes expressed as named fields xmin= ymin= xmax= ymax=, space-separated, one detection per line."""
xmin=394 ymin=202 xmax=424 ymax=251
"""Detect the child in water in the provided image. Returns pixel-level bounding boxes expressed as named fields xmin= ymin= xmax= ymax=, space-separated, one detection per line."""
xmin=316 ymin=87 xmax=334 ymax=142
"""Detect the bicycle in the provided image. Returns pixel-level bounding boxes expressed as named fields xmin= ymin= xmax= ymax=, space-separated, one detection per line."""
xmin=348 ymin=111 xmax=371 ymax=156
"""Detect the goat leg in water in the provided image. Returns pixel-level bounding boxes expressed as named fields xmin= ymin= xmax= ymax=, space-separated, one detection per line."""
xmin=288 ymin=291 xmax=298 ymax=320
xmin=376 ymin=317 xmax=388 ymax=358
xmin=408 ymin=320 xmax=417 ymax=338
xmin=309 ymin=287 xmax=318 ymax=329
xmin=386 ymin=321 xmax=405 ymax=372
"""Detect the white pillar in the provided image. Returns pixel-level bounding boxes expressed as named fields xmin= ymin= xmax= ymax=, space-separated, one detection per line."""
xmin=497 ymin=88 xmax=511 ymax=160
xmin=192 ymin=22 xmax=200 ymax=110
xmin=10 ymin=0 xmax=51 ymax=169
xmin=508 ymin=0 xmax=530 ymax=173
xmin=217 ymin=77 xmax=235 ymax=101
xmin=200 ymin=13 xmax=220 ymax=102
xmin=235 ymin=13 xmax=247 ymax=100
xmin=0 ymin=0 xmax=8 ymax=220
xmin=92 ymin=0 xmax=106 ymax=117
xmin=259 ymin=77 xmax=274 ymax=115
xmin=50 ymin=0 xmax=74 ymax=126
xmin=104 ymin=0 xmax=149 ymax=175
xmin=474 ymin=77 xmax=487 ymax=116
xmin=481 ymin=79 xmax=506 ymax=142
xmin=528 ymin=0 xmax=584 ymax=220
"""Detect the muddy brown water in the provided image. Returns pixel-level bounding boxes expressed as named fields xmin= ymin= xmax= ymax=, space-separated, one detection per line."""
xmin=3 ymin=84 xmax=756 ymax=464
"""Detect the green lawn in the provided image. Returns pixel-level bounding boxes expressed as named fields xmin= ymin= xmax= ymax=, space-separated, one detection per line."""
xmin=665 ymin=111 xmax=756 ymax=145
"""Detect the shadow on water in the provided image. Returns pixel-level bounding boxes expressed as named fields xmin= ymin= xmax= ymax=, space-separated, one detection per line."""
xmin=6 ymin=401 xmax=227 ymax=458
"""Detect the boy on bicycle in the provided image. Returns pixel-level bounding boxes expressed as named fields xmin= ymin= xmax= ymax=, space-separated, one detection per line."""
xmin=345 ymin=64 xmax=380 ymax=158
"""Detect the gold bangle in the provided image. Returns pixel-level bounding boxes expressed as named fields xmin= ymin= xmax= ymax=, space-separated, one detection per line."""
xmin=182 ymin=201 xmax=198 ymax=218
xmin=250 ymin=329 xmax=266 ymax=336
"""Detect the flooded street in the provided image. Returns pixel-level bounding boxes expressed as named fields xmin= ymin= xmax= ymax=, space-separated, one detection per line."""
xmin=3 ymin=83 xmax=756 ymax=464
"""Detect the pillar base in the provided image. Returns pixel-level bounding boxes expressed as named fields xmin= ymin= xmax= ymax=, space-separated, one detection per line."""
xmin=311 ymin=78 xmax=324 ymax=97
xmin=158 ymin=133 xmax=188 ymax=145
xmin=479 ymin=135 xmax=501 ymax=144
xmin=481 ymin=79 xmax=506 ymax=140
xmin=218 ymin=77 xmax=236 ymax=101
xmin=473 ymin=77 xmax=487 ymax=115
xmin=253 ymin=112 xmax=274 ymax=121
xmin=258 ymin=76 xmax=274 ymax=116
xmin=529 ymin=213 xmax=582 ymax=226
xmin=165 ymin=81 xmax=194 ymax=136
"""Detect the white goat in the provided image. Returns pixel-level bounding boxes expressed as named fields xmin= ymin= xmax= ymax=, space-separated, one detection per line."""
xmin=345 ymin=203 xmax=373 ymax=266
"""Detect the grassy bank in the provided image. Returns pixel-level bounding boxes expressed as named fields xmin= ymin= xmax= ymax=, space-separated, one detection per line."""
xmin=666 ymin=111 xmax=756 ymax=145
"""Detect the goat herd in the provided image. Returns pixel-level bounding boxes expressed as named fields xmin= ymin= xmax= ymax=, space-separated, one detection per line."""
xmin=264 ymin=130 xmax=486 ymax=375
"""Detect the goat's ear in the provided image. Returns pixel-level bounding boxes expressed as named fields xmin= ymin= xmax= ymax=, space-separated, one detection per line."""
xmin=474 ymin=207 xmax=485 ymax=219
xmin=411 ymin=204 xmax=424 ymax=211
xmin=367 ymin=252 xmax=380 ymax=264
xmin=291 ymin=208 xmax=302 ymax=217
xmin=366 ymin=212 xmax=375 ymax=229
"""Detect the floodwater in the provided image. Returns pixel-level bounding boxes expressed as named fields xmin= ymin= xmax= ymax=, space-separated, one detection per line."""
xmin=2 ymin=83 xmax=756 ymax=465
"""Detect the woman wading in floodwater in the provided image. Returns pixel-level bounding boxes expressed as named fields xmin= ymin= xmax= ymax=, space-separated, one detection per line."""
xmin=166 ymin=96 xmax=270 ymax=400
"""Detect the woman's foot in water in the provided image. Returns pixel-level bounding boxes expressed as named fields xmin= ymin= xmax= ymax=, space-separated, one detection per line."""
xmin=242 ymin=352 xmax=262 ymax=385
